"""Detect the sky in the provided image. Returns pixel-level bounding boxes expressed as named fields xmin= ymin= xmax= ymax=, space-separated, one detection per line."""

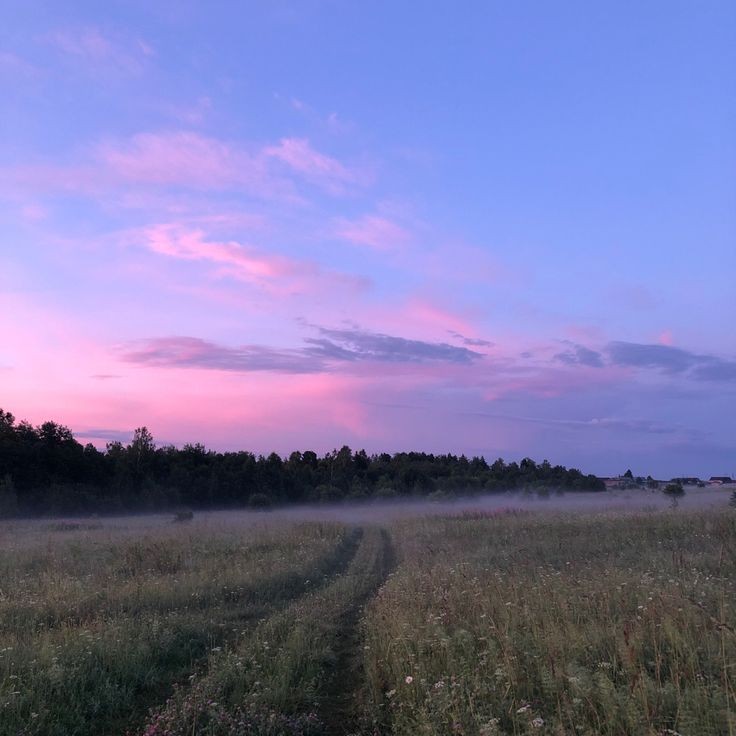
xmin=1 ymin=1 xmax=735 ymax=477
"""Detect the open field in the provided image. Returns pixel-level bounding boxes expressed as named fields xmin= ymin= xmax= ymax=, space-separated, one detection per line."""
xmin=0 ymin=495 xmax=734 ymax=735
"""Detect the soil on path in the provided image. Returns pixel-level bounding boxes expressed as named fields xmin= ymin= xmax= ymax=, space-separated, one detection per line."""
xmin=319 ymin=527 xmax=397 ymax=736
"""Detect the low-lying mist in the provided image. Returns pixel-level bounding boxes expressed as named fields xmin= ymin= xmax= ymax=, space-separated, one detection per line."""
xmin=3 ymin=486 xmax=732 ymax=544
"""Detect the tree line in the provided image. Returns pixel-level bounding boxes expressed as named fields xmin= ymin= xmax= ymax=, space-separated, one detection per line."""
xmin=0 ymin=408 xmax=604 ymax=516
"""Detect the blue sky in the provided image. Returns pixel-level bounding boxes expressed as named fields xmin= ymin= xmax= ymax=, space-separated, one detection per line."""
xmin=1 ymin=1 xmax=734 ymax=476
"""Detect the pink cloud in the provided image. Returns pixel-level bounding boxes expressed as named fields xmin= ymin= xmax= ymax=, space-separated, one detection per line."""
xmin=334 ymin=214 xmax=412 ymax=250
xmin=343 ymin=297 xmax=486 ymax=348
xmin=2 ymin=131 xmax=308 ymax=201
xmin=20 ymin=203 xmax=48 ymax=221
xmin=46 ymin=27 xmax=153 ymax=72
xmin=143 ymin=224 xmax=291 ymax=280
xmin=96 ymin=132 xmax=272 ymax=191
xmin=163 ymin=96 xmax=213 ymax=126
xmin=132 ymin=223 xmax=368 ymax=295
xmin=0 ymin=51 xmax=41 ymax=77
xmin=264 ymin=137 xmax=365 ymax=193
xmin=658 ymin=330 xmax=674 ymax=346
xmin=2 ymin=131 xmax=371 ymax=208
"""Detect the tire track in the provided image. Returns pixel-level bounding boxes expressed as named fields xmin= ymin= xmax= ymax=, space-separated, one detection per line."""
xmin=123 ymin=527 xmax=364 ymax=736
xmin=319 ymin=527 xmax=397 ymax=736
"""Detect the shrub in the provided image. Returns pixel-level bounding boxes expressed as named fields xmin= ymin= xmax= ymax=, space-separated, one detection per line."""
xmin=248 ymin=492 xmax=273 ymax=509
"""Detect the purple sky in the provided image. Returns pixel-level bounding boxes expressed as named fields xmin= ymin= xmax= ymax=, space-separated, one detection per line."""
xmin=1 ymin=2 xmax=735 ymax=477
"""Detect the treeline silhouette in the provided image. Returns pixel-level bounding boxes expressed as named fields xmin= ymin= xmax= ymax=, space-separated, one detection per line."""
xmin=0 ymin=409 xmax=604 ymax=516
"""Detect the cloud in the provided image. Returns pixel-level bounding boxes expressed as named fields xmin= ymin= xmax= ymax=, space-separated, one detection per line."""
xmin=553 ymin=417 xmax=687 ymax=435
xmin=608 ymin=342 xmax=695 ymax=373
xmin=334 ymin=214 xmax=412 ymax=250
xmin=121 ymin=337 xmax=325 ymax=374
xmin=96 ymin=131 xmax=275 ymax=193
xmin=554 ymin=342 xmax=604 ymax=368
xmin=120 ymin=327 xmax=484 ymax=375
xmin=46 ymin=26 xmax=153 ymax=73
xmin=607 ymin=341 xmax=736 ymax=382
xmin=692 ymin=360 xmax=736 ymax=382
xmin=142 ymin=224 xmax=294 ymax=281
xmin=74 ymin=428 xmax=133 ymax=442
xmin=264 ymin=137 xmax=364 ymax=193
xmin=447 ymin=331 xmax=495 ymax=348
xmin=0 ymin=51 xmax=41 ymax=77
xmin=457 ymin=410 xmax=689 ymax=436
xmin=308 ymin=327 xmax=483 ymax=364
xmin=548 ymin=340 xmax=735 ymax=383
xmin=4 ymin=131 xmax=361 ymax=203
xmin=134 ymin=223 xmax=366 ymax=293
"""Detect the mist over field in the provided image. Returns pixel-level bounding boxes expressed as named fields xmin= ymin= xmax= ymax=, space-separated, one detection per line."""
xmin=2 ymin=485 xmax=732 ymax=541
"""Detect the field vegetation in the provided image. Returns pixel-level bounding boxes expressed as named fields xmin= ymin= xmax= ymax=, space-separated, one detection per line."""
xmin=0 ymin=503 xmax=733 ymax=735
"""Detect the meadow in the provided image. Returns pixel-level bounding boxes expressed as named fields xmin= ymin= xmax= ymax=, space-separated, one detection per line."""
xmin=0 ymin=496 xmax=733 ymax=735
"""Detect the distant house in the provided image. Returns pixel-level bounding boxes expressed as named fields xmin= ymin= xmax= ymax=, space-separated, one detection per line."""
xmin=709 ymin=476 xmax=733 ymax=484
xmin=672 ymin=477 xmax=700 ymax=485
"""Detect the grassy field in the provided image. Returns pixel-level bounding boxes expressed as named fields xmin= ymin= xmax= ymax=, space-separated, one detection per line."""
xmin=0 ymin=501 xmax=734 ymax=735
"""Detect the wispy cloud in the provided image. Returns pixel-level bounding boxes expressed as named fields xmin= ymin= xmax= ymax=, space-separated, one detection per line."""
xmin=448 ymin=330 xmax=495 ymax=348
xmin=74 ymin=428 xmax=133 ymax=442
xmin=549 ymin=340 xmax=736 ymax=383
xmin=607 ymin=341 xmax=736 ymax=382
xmin=264 ymin=137 xmax=366 ymax=194
xmin=309 ymin=327 xmax=483 ymax=364
xmin=121 ymin=327 xmax=484 ymax=375
xmin=96 ymin=131 xmax=277 ymax=193
xmin=46 ymin=26 xmax=153 ymax=73
xmin=554 ymin=341 xmax=604 ymax=368
xmin=142 ymin=224 xmax=294 ymax=281
xmin=3 ymin=131 xmax=363 ymax=204
xmin=334 ymin=214 xmax=412 ymax=250
xmin=0 ymin=50 xmax=42 ymax=77
xmin=134 ymin=223 xmax=367 ymax=294
xmin=121 ymin=337 xmax=326 ymax=373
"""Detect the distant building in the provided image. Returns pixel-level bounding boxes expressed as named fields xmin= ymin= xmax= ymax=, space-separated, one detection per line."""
xmin=672 ymin=477 xmax=700 ymax=485
xmin=709 ymin=476 xmax=733 ymax=484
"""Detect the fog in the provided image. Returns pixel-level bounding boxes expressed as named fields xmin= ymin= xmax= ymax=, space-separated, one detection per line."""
xmin=3 ymin=485 xmax=732 ymax=546
xmin=219 ymin=484 xmax=733 ymax=525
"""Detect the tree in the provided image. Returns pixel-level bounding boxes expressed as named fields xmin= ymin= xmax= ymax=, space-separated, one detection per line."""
xmin=663 ymin=482 xmax=685 ymax=508
xmin=623 ymin=469 xmax=633 ymax=479
xmin=0 ymin=474 xmax=18 ymax=518
xmin=130 ymin=427 xmax=156 ymax=468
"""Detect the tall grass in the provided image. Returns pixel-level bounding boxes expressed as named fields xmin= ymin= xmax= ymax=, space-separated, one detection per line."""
xmin=0 ymin=519 xmax=351 ymax=736
xmin=139 ymin=526 xmax=394 ymax=735
xmin=1 ymin=508 xmax=733 ymax=735
xmin=362 ymin=511 xmax=736 ymax=735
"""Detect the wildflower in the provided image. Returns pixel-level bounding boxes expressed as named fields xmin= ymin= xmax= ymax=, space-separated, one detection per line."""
xmin=479 ymin=718 xmax=500 ymax=735
xmin=517 ymin=704 xmax=530 ymax=714
xmin=405 ymin=676 xmax=413 ymax=684
xmin=532 ymin=717 xmax=544 ymax=727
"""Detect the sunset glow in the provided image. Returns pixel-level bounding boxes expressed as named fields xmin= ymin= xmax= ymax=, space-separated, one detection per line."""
xmin=1 ymin=2 xmax=734 ymax=476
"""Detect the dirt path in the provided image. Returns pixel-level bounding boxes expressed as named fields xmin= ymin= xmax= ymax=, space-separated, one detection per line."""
xmin=319 ymin=527 xmax=397 ymax=736
xmin=121 ymin=528 xmax=365 ymax=736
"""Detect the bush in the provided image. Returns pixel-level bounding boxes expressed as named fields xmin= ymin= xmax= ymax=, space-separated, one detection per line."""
xmin=663 ymin=482 xmax=685 ymax=507
xmin=248 ymin=492 xmax=273 ymax=509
